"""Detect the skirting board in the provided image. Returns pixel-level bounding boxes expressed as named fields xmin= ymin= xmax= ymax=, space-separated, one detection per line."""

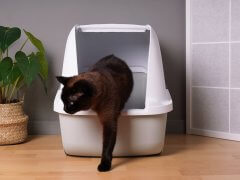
xmin=28 ymin=120 xmax=60 ymax=135
xmin=188 ymin=128 xmax=240 ymax=142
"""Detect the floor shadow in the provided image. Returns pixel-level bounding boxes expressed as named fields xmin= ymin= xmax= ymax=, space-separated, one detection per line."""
xmin=24 ymin=135 xmax=39 ymax=143
xmin=112 ymin=153 xmax=161 ymax=169
xmin=66 ymin=152 xmax=162 ymax=170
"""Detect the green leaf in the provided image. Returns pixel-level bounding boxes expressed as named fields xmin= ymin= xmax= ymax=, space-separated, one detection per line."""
xmin=39 ymin=75 xmax=48 ymax=94
xmin=28 ymin=53 xmax=40 ymax=81
xmin=36 ymin=52 xmax=48 ymax=80
xmin=16 ymin=51 xmax=40 ymax=86
xmin=15 ymin=51 xmax=28 ymax=84
xmin=8 ymin=64 xmax=22 ymax=83
xmin=16 ymin=76 xmax=24 ymax=89
xmin=2 ymin=27 xmax=21 ymax=53
xmin=0 ymin=57 xmax=22 ymax=86
xmin=36 ymin=52 xmax=48 ymax=94
xmin=23 ymin=29 xmax=45 ymax=53
xmin=0 ymin=57 xmax=13 ymax=86
xmin=27 ymin=53 xmax=40 ymax=86
xmin=0 ymin=26 xmax=7 ymax=52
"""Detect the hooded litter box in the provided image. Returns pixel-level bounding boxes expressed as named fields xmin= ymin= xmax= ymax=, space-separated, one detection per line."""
xmin=54 ymin=24 xmax=173 ymax=156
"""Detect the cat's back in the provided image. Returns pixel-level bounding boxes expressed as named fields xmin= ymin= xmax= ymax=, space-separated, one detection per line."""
xmin=91 ymin=55 xmax=133 ymax=84
xmin=91 ymin=55 xmax=133 ymax=105
xmin=91 ymin=55 xmax=131 ymax=75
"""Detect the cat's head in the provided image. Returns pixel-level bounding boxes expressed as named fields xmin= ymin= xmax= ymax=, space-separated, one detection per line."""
xmin=56 ymin=76 xmax=96 ymax=114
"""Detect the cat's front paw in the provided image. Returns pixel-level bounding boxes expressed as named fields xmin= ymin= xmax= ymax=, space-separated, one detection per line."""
xmin=98 ymin=162 xmax=111 ymax=172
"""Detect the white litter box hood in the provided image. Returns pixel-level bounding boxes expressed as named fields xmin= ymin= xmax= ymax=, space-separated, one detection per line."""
xmin=54 ymin=24 xmax=172 ymax=116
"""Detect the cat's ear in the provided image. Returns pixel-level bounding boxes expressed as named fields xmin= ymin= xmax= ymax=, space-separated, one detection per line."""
xmin=56 ymin=76 xmax=70 ymax=85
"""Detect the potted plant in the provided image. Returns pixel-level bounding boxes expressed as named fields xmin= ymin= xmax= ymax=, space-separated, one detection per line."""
xmin=0 ymin=26 xmax=48 ymax=145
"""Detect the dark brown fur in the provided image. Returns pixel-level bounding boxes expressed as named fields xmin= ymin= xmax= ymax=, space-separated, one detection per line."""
xmin=57 ymin=55 xmax=133 ymax=171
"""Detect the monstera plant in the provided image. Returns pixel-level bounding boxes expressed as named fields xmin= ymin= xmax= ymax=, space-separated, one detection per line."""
xmin=0 ymin=26 xmax=48 ymax=104
xmin=0 ymin=26 xmax=48 ymax=145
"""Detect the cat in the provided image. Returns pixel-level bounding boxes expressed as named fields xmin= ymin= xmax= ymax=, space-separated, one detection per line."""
xmin=56 ymin=54 xmax=133 ymax=172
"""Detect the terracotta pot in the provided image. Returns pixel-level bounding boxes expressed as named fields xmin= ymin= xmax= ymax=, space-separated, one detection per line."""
xmin=0 ymin=101 xmax=28 ymax=145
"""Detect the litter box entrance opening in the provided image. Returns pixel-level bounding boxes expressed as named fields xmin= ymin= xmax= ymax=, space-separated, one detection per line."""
xmin=76 ymin=30 xmax=150 ymax=109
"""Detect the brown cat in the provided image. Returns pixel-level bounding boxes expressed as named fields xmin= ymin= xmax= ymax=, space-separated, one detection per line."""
xmin=57 ymin=55 xmax=133 ymax=171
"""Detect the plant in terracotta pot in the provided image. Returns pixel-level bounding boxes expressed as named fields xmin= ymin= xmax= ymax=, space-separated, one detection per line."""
xmin=0 ymin=26 xmax=48 ymax=145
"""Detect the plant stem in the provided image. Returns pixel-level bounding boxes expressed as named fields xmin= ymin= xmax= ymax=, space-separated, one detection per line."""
xmin=6 ymin=48 xmax=8 ymax=57
xmin=4 ymin=85 xmax=9 ymax=101
xmin=19 ymin=38 xmax=28 ymax=51
xmin=15 ymin=80 xmax=25 ymax=101
xmin=8 ymin=77 xmax=20 ymax=102
xmin=2 ymin=87 xmax=5 ymax=100
xmin=0 ymin=88 xmax=2 ymax=104
xmin=4 ymin=85 xmax=7 ymax=99
xmin=0 ymin=49 xmax=2 ymax=61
